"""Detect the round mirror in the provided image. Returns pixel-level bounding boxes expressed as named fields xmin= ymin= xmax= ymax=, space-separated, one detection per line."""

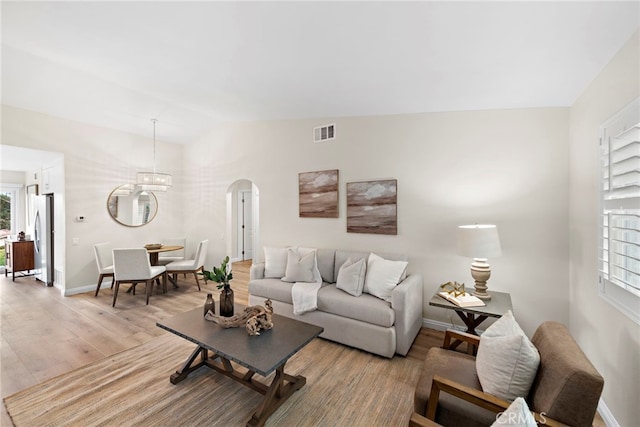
xmin=107 ymin=184 xmax=158 ymax=227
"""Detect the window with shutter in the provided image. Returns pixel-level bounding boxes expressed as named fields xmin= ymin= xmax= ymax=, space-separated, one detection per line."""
xmin=599 ymin=98 xmax=640 ymax=324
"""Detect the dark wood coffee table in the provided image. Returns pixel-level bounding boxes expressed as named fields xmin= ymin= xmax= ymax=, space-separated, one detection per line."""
xmin=157 ymin=306 xmax=323 ymax=427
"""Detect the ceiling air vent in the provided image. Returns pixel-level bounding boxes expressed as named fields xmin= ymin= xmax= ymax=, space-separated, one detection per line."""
xmin=313 ymin=124 xmax=335 ymax=143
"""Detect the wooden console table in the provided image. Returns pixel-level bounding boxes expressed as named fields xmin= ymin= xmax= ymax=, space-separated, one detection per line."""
xmin=4 ymin=239 xmax=35 ymax=281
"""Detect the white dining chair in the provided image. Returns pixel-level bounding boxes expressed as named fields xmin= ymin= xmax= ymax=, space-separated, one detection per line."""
xmin=94 ymin=242 xmax=114 ymax=297
xmin=165 ymin=240 xmax=209 ymax=291
xmin=112 ymin=248 xmax=167 ymax=307
xmin=157 ymin=237 xmax=186 ymax=265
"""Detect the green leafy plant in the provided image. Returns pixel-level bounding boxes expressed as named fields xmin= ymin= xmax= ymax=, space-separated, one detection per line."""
xmin=201 ymin=256 xmax=233 ymax=289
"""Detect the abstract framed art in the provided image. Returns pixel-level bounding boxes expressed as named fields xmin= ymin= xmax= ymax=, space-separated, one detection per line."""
xmin=346 ymin=179 xmax=397 ymax=235
xmin=298 ymin=169 xmax=339 ymax=218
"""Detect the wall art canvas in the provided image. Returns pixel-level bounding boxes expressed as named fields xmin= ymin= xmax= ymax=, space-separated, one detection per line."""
xmin=347 ymin=179 xmax=397 ymax=235
xmin=299 ymin=169 xmax=339 ymax=218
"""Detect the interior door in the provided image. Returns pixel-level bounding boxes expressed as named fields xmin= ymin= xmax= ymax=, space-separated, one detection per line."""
xmin=237 ymin=190 xmax=253 ymax=260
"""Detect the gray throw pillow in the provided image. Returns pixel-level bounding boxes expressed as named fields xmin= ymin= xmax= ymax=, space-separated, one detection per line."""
xmin=281 ymin=248 xmax=315 ymax=283
xmin=476 ymin=310 xmax=540 ymax=402
xmin=336 ymin=257 xmax=367 ymax=297
xmin=363 ymin=253 xmax=408 ymax=302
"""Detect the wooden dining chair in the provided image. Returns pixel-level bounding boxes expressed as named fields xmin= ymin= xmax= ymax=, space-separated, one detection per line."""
xmin=165 ymin=239 xmax=209 ymax=290
xmin=112 ymin=248 xmax=167 ymax=307
xmin=94 ymin=242 xmax=114 ymax=297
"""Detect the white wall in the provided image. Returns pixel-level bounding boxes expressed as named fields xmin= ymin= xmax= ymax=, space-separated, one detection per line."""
xmin=569 ymin=31 xmax=640 ymax=426
xmin=184 ymin=107 xmax=570 ymax=335
xmin=1 ymin=106 xmax=185 ymax=293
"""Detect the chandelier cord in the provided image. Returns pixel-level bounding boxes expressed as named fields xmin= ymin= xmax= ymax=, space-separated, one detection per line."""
xmin=151 ymin=118 xmax=157 ymax=174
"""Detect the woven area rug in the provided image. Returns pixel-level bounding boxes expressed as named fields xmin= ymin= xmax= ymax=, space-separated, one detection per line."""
xmin=4 ymin=332 xmax=422 ymax=426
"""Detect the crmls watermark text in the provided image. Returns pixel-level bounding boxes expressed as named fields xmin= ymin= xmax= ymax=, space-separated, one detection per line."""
xmin=495 ymin=411 xmax=548 ymax=424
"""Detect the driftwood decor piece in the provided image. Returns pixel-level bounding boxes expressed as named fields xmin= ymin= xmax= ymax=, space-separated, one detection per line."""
xmin=346 ymin=179 xmax=397 ymax=235
xmin=299 ymin=169 xmax=339 ymax=218
xmin=205 ymin=299 xmax=273 ymax=335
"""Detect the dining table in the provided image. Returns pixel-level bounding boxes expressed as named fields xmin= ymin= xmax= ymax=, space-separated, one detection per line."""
xmin=146 ymin=245 xmax=184 ymax=266
xmin=134 ymin=245 xmax=185 ymax=293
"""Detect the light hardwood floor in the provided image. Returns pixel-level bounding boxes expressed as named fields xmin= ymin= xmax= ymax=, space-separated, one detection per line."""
xmin=2 ymin=263 xmax=601 ymax=426
xmin=0 ymin=261 xmax=440 ymax=426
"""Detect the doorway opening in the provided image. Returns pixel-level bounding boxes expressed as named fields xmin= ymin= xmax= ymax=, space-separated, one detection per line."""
xmin=226 ymin=179 xmax=260 ymax=263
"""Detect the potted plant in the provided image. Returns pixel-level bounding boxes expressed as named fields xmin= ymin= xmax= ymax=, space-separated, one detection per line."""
xmin=202 ymin=256 xmax=234 ymax=317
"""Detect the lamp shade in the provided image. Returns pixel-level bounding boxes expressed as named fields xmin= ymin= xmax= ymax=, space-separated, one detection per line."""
xmin=136 ymin=171 xmax=172 ymax=192
xmin=456 ymin=224 xmax=502 ymax=259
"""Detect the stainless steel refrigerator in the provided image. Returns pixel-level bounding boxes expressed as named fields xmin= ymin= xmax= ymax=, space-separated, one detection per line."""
xmin=33 ymin=194 xmax=54 ymax=286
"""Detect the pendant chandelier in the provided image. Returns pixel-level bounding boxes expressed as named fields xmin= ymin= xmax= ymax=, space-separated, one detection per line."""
xmin=136 ymin=118 xmax=172 ymax=192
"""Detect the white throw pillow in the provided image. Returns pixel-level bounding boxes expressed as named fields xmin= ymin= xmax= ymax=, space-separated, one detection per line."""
xmin=363 ymin=253 xmax=408 ymax=302
xmin=476 ymin=310 xmax=540 ymax=402
xmin=264 ymin=246 xmax=288 ymax=278
xmin=491 ymin=397 xmax=537 ymax=427
xmin=336 ymin=257 xmax=367 ymax=297
xmin=281 ymin=248 xmax=316 ymax=283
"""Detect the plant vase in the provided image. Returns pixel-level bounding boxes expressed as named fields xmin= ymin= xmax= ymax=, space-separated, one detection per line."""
xmin=219 ymin=285 xmax=234 ymax=317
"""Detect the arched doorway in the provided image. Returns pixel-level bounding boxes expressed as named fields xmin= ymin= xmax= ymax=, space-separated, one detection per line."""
xmin=226 ymin=179 xmax=260 ymax=262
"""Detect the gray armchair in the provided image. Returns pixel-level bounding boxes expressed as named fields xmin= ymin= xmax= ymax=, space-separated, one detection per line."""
xmin=413 ymin=322 xmax=604 ymax=427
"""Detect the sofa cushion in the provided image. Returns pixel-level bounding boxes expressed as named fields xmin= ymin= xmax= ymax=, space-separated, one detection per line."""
xmin=316 ymin=248 xmax=336 ymax=283
xmin=476 ymin=310 xmax=540 ymax=402
xmin=363 ymin=253 xmax=408 ymax=302
xmin=336 ymin=257 xmax=367 ymax=297
xmin=248 ymin=279 xmax=294 ymax=304
xmin=282 ymin=248 xmax=316 ymax=283
xmin=317 ymin=285 xmax=395 ymax=327
xmin=264 ymin=246 xmax=288 ymax=278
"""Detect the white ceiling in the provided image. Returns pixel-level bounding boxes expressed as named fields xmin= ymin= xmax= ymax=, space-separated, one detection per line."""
xmin=2 ymin=1 xmax=639 ymax=145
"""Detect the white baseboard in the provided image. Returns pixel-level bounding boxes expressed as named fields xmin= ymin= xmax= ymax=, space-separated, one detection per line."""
xmin=64 ymin=282 xmax=108 ymax=296
xmin=597 ymin=398 xmax=619 ymax=427
xmin=422 ymin=318 xmax=453 ymax=331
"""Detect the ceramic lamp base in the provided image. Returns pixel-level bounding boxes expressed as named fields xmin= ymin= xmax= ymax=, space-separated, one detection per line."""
xmin=470 ymin=258 xmax=492 ymax=300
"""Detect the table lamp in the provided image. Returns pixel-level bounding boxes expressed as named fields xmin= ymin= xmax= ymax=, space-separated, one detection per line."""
xmin=456 ymin=224 xmax=502 ymax=300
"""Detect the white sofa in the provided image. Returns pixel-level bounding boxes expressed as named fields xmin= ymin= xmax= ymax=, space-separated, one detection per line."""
xmin=248 ymin=248 xmax=423 ymax=358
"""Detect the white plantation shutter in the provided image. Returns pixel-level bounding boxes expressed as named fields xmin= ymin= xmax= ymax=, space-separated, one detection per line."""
xmin=599 ymin=98 xmax=640 ymax=323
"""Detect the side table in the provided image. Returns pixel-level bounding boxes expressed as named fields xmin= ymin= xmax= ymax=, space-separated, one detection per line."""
xmin=428 ymin=290 xmax=512 ymax=335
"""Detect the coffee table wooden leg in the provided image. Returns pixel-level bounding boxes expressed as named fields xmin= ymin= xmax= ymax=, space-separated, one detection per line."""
xmin=247 ymin=362 xmax=306 ymax=427
xmin=170 ymin=345 xmax=208 ymax=384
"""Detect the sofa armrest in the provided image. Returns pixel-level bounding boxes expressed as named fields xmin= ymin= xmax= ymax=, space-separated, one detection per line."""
xmin=250 ymin=262 xmax=265 ymax=280
xmin=392 ymin=273 xmax=424 ymax=356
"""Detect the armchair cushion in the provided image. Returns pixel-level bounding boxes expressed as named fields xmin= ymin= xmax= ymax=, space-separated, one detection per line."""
xmin=476 ymin=310 xmax=540 ymax=401
xmin=415 ymin=348 xmax=496 ymax=427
